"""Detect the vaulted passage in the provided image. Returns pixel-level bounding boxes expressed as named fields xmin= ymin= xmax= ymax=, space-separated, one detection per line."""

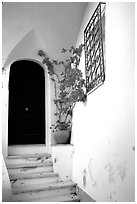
xmin=8 ymin=60 xmax=45 ymax=145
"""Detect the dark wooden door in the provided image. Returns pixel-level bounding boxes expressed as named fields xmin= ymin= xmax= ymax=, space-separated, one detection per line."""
xmin=8 ymin=60 xmax=45 ymax=145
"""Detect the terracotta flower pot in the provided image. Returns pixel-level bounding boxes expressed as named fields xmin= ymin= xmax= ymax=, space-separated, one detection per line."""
xmin=53 ymin=130 xmax=71 ymax=144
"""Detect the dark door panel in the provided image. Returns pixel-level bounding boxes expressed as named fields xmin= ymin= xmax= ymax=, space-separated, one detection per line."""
xmin=8 ymin=60 xmax=45 ymax=145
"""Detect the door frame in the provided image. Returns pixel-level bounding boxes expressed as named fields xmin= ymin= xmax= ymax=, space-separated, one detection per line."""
xmin=2 ymin=58 xmax=52 ymax=156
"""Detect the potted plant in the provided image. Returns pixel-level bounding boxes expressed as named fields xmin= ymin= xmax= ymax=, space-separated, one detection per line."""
xmin=38 ymin=44 xmax=87 ymax=144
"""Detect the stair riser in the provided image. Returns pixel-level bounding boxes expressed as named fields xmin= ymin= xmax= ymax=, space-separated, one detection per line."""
xmin=10 ymin=172 xmax=57 ymax=180
xmin=11 ymin=176 xmax=60 ymax=187
xmin=12 ymin=187 xmax=76 ymax=202
xmin=12 ymin=197 xmax=80 ymax=202
xmin=8 ymin=145 xmax=48 ymax=156
xmin=14 ymin=195 xmax=80 ymax=202
xmin=12 ymin=182 xmax=76 ymax=194
xmin=6 ymin=156 xmax=51 ymax=165
xmin=8 ymin=165 xmax=53 ymax=175
xmin=65 ymin=199 xmax=80 ymax=202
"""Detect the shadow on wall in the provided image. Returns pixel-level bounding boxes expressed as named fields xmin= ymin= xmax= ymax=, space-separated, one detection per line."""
xmin=2 ymin=157 xmax=12 ymax=201
xmin=77 ymin=186 xmax=96 ymax=202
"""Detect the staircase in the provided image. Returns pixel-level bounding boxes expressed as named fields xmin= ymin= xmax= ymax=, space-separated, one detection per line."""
xmin=6 ymin=152 xmax=80 ymax=202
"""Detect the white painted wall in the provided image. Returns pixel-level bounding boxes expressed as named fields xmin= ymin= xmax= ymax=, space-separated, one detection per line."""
xmin=2 ymin=69 xmax=9 ymax=156
xmin=2 ymin=156 xmax=12 ymax=201
xmin=52 ymin=145 xmax=73 ymax=181
xmin=2 ymin=2 xmax=87 ymax=150
xmin=2 ymin=30 xmax=52 ymax=156
xmin=72 ymin=2 xmax=135 ymax=202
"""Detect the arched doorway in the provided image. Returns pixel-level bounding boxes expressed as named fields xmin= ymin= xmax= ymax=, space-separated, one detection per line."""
xmin=8 ymin=60 xmax=45 ymax=145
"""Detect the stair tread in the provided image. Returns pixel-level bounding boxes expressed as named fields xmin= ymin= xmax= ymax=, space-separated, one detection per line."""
xmin=7 ymin=151 xmax=79 ymax=202
xmin=38 ymin=194 xmax=80 ymax=202
xmin=12 ymin=180 xmax=76 ymax=194
xmin=7 ymin=153 xmax=51 ymax=159
xmin=12 ymin=193 xmax=80 ymax=202
xmin=7 ymin=161 xmax=53 ymax=169
xmin=10 ymin=171 xmax=58 ymax=180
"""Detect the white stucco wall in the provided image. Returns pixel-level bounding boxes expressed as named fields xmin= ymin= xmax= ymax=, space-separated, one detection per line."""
xmin=2 ymin=156 xmax=12 ymax=201
xmin=2 ymin=2 xmax=87 ymax=149
xmin=52 ymin=145 xmax=73 ymax=181
xmin=72 ymin=2 xmax=135 ymax=202
xmin=2 ymin=30 xmax=52 ymax=156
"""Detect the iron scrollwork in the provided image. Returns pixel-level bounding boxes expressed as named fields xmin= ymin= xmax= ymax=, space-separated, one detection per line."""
xmin=84 ymin=2 xmax=105 ymax=94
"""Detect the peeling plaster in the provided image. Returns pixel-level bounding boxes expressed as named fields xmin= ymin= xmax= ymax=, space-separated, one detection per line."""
xmin=105 ymin=162 xmax=111 ymax=169
xmin=105 ymin=162 xmax=115 ymax=184
xmin=116 ymin=161 xmax=127 ymax=182
xmin=82 ymin=169 xmax=87 ymax=188
xmin=119 ymin=169 xmax=126 ymax=181
xmin=88 ymin=159 xmax=94 ymax=182
xmin=87 ymin=159 xmax=98 ymax=187
xmin=109 ymin=191 xmax=117 ymax=202
xmin=54 ymin=158 xmax=57 ymax=163
xmin=92 ymin=181 xmax=97 ymax=187
xmin=105 ymin=160 xmax=127 ymax=184
xmin=108 ymin=172 xmax=115 ymax=184
xmin=71 ymin=150 xmax=75 ymax=159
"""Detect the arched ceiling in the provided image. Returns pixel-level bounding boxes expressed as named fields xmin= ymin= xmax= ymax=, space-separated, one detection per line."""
xmin=2 ymin=2 xmax=88 ymax=61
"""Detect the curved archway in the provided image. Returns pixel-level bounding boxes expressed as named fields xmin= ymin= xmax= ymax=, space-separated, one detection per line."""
xmin=8 ymin=60 xmax=45 ymax=145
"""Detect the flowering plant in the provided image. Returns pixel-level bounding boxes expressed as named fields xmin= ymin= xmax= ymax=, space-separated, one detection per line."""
xmin=38 ymin=44 xmax=87 ymax=132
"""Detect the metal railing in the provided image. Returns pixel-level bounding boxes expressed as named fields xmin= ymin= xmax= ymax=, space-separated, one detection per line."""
xmin=84 ymin=2 xmax=106 ymax=94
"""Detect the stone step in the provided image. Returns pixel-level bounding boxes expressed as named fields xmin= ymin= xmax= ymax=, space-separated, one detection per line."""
xmin=12 ymin=194 xmax=80 ymax=202
xmin=7 ymin=153 xmax=51 ymax=159
xmin=12 ymin=180 xmax=76 ymax=194
xmin=10 ymin=171 xmax=58 ymax=180
xmin=7 ymin=161 xmax=52 ymax=168
xmin=12 ymin=181 xmax=77 ymax=202
xmin=38 ymin=194 xmax=80 ymax=202
xmin=7 ymin=146 xmax=80 ymax=202
xmin=7 ymin=164 xmax=53 ymax=175
xmin=10 ymin=172 xmax=60 ymax=187
xmin=6 ymin=153 xmax=51 ymax=165
xmin=8 ymin=145 xmax=48 ymax=156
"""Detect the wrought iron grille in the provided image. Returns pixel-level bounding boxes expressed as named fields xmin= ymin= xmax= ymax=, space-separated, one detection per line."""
xmin=84 ymin=2 xmax=105 ymax=94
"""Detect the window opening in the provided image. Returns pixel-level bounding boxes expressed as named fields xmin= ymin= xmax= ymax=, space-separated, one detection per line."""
xmin=84 ymin=2 xmax=106 ymax=94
